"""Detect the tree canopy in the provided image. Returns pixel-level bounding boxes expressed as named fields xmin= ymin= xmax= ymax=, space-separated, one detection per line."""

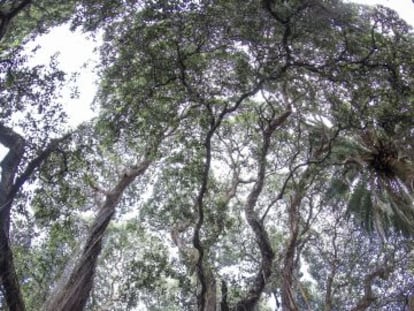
xmin=1 ymin=1 xmax=414 ymax=310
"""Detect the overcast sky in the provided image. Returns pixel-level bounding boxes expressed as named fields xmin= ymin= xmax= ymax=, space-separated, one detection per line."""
xmin=347 ymin=0 xmax=413 ymax=23
xmin=25 ymin=28 xmax=100 ymax=127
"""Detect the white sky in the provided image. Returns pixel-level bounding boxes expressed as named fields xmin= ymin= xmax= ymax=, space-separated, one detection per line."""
xmin=346 ymin=0 xmax=413 ymax=23
xmin=25 ymin=27 xmax=100 ymax=126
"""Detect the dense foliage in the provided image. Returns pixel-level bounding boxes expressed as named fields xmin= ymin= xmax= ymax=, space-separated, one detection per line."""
xmin=1 ymin=1 xmax=414 ymax=310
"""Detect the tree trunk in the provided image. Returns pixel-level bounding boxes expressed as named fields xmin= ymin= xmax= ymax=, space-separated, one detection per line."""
xmin=0 ymin=0 xmax=32 ymax=41
xmin=0 ymin=124 xmax=71 ymax=311
xmin=204 ymin=266 xmax=217 ymax=311
xmin=233 ymin=110 xmax=291 ymax=310
xmin=281 ymin=193 xmax=300 ymax=311
xmin=45 ymin=160 xmax=152 ymax=311
xmin=45 ymin=200 xmax=115 ymax=311
xmin=281 ymin=165 xmax=315 ymax=311
xmin=0 ymin=126 xmax=26 ymax=311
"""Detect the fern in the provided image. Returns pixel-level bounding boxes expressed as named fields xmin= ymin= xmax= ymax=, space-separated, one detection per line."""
xmin=346 ymin=180 xmax=374 ymax=232
xmin=325 ymin=178 xmax=349 ymax=201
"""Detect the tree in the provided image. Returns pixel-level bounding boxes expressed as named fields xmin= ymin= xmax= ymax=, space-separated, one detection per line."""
xmin=320 ymin=3 xmax=414 ymax=237
xmin=1 ymin=1 xmax=414 ymax=311
xmin=302 ymin=205 xmax=414 ymax=310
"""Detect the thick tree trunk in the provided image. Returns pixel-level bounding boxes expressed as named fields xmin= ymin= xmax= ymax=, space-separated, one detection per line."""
xmin=0 ymin=233 xmax=26 ymax=311
xmin=281 ymin=165 xmax=315 ymax=311
xmin=221 ymin=281 xmax=230 ymax=311
xmin=193 ymin=128 xmax=215 ymax=311
xmin=204 ymin=266 xmax=217 ymax=311
xmin=45 ymin=160 xmax=152 ymax=311
xmin=0 ymin=123 xmax=71 ymax=311
xmin=0 ymin=125 xmax=26 ymax=311
xmin=281 ymin=193 xmax=300 ymax=311
xmin=0 ymin=0 xmax=32 ymax=41
xmin=44 ymin=199 xmax=116 ymax=311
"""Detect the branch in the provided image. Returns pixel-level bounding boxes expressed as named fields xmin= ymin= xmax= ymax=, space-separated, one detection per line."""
xmin=0 ymin=125 xmax=74 ymax=311
xmin=0 ymin=124 xmax=26 ymax=311
xmin=11 ymin=132 xmax=72 ymax=197
xmin=221 ymin=280 xmax=230 ymax=311
xmin=0 ymin=233 xmax=26 ymax=311
xmin=192 ymin=107 xmax=218 ymax=310
xmin=233 ymin=109 xmax=291 ymax=311
xmin=0 ymin=0 xmax=32 ymax=41
xmin=0 ymin=122 xmax=24 ymax=149
xmin=324 ymin=223 xmax=340 ymax=311
xmin=350 ymin=265 xmax=392 ymax=311
xmin=280 ymin=160 xmax=318 ymax=311
xmin=281 ymin=191 xmax=301 ymax=311
xmin=45 ymin=157 xmax=153 ymax=311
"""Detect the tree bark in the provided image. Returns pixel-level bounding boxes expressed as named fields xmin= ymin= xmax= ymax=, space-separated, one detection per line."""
xmin=0 ymin=0 xmax=32 ymax=41
xmin=350 ymin=266 xmax=392 ymax=311
xmin=233 ymin=109 xmax=291 ymax=311
xmin=221 ymin=281 xmax=230 ymax=311
xmin=281 ymin=193 xmax=300 ymax=311
xmin=0 ymin=125 xmax=26 ymax=311
xmin=45 ymin=159 xmax=152 ymax=311
xmin=0 ymin=123 xmax=72 ymax=311
xmin=281 ymin=164 xmax=315 ymax=311
xmin=192 ymin=123 xmax=216 ymax=311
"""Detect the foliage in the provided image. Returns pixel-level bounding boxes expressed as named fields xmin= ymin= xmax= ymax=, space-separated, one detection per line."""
xmin=1 ymin=1 xmax=414 ymax=311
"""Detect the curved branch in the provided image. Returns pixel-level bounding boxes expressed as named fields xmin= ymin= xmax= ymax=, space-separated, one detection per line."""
xmin=0 ymin=122 xmax=71 ymax=311
xmin=12 ymin=133 xmax=72 ymax=197
xmin=233 ymin=108 xmax=291 ymax=311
